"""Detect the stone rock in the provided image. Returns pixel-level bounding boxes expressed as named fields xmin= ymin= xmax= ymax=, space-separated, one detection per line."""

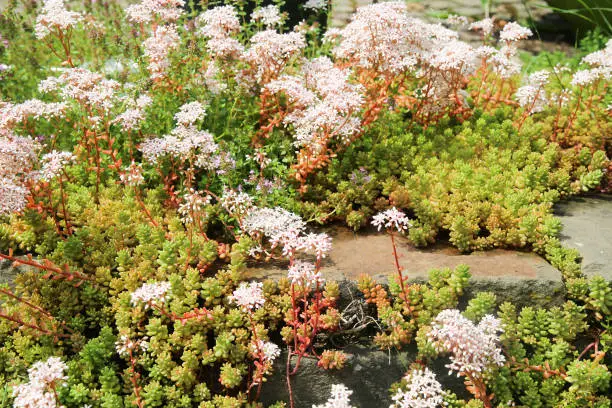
xmin=0 ymin=259 xmax=19 ymax=287
xmin=554 ymin=193 xmax=612 ymax=280
xmin=259 ymin=344 xmax=470 ymax=407
xmin=246 ymin=227 xmax=565 ymax=308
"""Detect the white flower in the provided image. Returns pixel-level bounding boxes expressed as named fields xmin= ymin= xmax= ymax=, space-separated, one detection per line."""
xmin=469 ymin=18 xmax=494 ymax=36
xmin=230 ymin=282 xmax=265 ymax=311
xmin=390 ymin=368 xmax=445 ymax=408
xmin=35 ymin=0 xmax=83 ymax=40
xmin=371 ymin=207 xmax=411 ymax=232
xmin=252 ymin=340 xmax=281 ymax=362
xmin=178 ymin=188 xmax=211 ymax=224
xmin=143 ymin=24 xmax=181 ymax=80
xmin=13 ymin=357 xmax=68 ymax=408
xmin=287 ymin=260 xmax=324 ymax=286
xmin=304 ymin=0 xmax=327 ymax=11
xmin=0 ymin=177 xmax=29 ymax=215
xmin=251 ymin=5 xmax=282 ymax=27
xmin=499 ymin=21 xmax=532 ymax=42
xmin=428 ymin=309 xmax=505 ymax=378
xmin=198 ymin=5 xmax=241 ymax=39
xmin=120 ymin=161 xmax=145 ymax=187
xmin=38 ymin=150 xmax=75 ymax=181
xmin=313 ymin=384 xmax=355 ymax=408
xmin=115 ymin=334 xmax=149 ymax=356
xmin=130 ymin=281 xmax=172 ymax=308
xmin=174 ymin=101 xmax=206 ymax=126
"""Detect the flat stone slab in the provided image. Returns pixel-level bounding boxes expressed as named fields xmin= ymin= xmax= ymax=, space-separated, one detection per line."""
xmin=555 ymin=194 xmax=612 ymax=280
xmin=246 ymin=227 xmax=565 ymax=307
xmin=247 ymin=227 xmax=560 ymax=281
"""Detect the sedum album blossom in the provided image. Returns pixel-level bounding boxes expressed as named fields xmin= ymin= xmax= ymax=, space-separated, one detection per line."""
xmin=178 ymin=189 xmax=211 ymax=224
xmin=12 ymin=357 xmax=68 ymax=408
xmin=130 ymin=281 xmax=172 ymax=309
xmin=174 ymin=101 xmax=206 ymax=126
xmin=35 ymin=0 xmax=83 ymax=40
xmin=428 ymin=309 xmax=505 ymax=378
xmin=304 ymin=0 xmax=327 ymax=11
xmin=125 ymin=0 xmax=184 ymax=24
xmin=230 ymin=281 xmax=265 ymax=312
xmin=0 ymin=177 xmax=29 ymax=215
xmin=499 ymin=21 xmax=532 ymax=43
xmin=120 ymin=161 xmax=145 ymax=187
xmin=390 ymin=368 xmax=445 ymax=408
xmin=251 ymin=5 xmax=282 ymax=28
xmin=287 ymin=260 xmax=324 ymax=286
xmin=143 ymin=25 xmax=181 ymax=80
xmin=372 ymin=207 xmax=411 ymax=232
xmin=251 ymin=340 xmax=281 ymax=362
xmin=37 ymin=151 xmax=75 ymax=181
xmin=313 ymin=384 xmax=356 ymax=408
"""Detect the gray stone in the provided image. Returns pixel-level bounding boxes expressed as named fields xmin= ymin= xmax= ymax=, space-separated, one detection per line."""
xmin=246 ymin=226 xmax=565 ymax=307
xmin=554 ymin=193 xmax=612 ymax=280
xmin=259 ymin=344 xmax=470 ymax=407
xmin=0 ymin=259 xmax=19 ymax=287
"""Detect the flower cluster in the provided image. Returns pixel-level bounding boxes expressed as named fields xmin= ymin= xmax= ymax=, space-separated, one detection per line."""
xmin=34 ymin=0 xmax=83 ymax=40
xmin=113 ymin=94 xmax=152 ymax=131
xmin=197 ymin=5 xmax=244 ymax=59
xmin=229 ymin=281 xmax=265 ymax=312
xmin=0 ymin=178 xmax=29 ymax=215
xmin=267 ymin=56 xmax=364 ymax=150
xmin=0 ymin=99 xmax=66 ymax=131
xmin=12 ymin=357 xmax=68 ymax=408
xmin=120 ymin=161 xmax=145 ymax=187
xmin=428 ymin=309 xmax=505 ymax=378
xmin=143 ymin=25 xmax=181 ymax=80
xmin=313 ymin=384 xmax=355 ymax=408
xmin=390 ymin=368 xmax=445 ymax=408
xmin=0 ymin=134 xmax=40 ymax=215
xmin=115 ymin=334 xmax=149 ymax=357
xmin=251 ymin=5 xmax=282 ymax=28
xmin=371 ymin=207 xmax=411 ymax=232
xmin=287 ymin=260 xmax=324 ymax=286
xmin=178 ymin=189 xmax=211 ymax=224
xmin=125 ymin=0 xmax=184 ymax=24
xmin=130 ymin=281 xmax=172 ymax=309
xmin=516 ymin=70 xmax=550 ymax=115
xmin=39 ymin=68 xmax=121 ymax=112
xmin=174 ymin=101 xmax=206 ymax=126
xmin=304 ymin=0 xmax=327 ymax=11
xmin=243 ymin=30 xmax=306 ymax=83
xmin=571 ymin=39 xmax=612 ymax=87
xmin=37 ymin=151 xmax=75 ymax=181
xmin=139 ymin=104 xmax=219 ymax=165
xmin=220 ymin=188 xmax=255 ymax=216
xmin=251 ymin=340 xmax=281 ymax=362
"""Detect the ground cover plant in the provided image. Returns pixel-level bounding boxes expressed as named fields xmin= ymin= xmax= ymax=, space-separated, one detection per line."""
xmin=0 ymin=0 xmax=611 ymax=407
